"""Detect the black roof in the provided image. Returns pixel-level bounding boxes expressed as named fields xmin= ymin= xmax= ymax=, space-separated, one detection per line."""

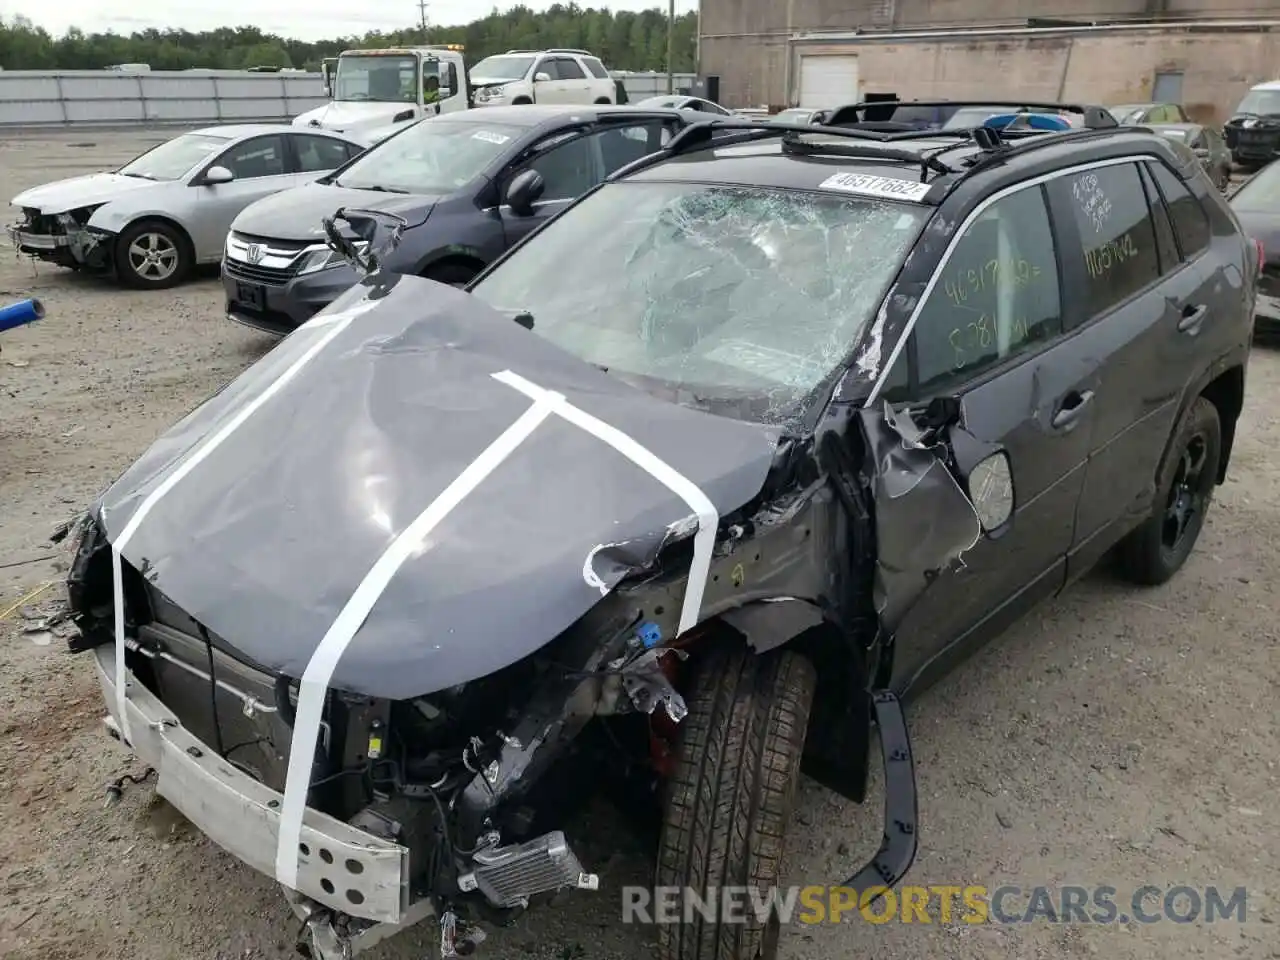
xmin=616 ymin=111 xmax=1201 ymax=202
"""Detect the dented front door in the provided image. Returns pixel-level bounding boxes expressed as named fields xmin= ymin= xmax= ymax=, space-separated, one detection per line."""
xmin=878 ymin=183 xmax=1098 ymax=691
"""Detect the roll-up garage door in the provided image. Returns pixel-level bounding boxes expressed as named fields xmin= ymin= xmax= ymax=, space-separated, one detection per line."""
xmin=797 ymin=54 xmax=859 ymax=110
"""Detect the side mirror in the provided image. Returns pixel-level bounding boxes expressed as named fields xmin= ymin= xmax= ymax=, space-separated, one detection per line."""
xmin=965 ymin=450 xmax=1014 ymax=535
xmin=534 ymin=71 xmax=552 ymax=83
xmin=204 ymin=165 xmax=234 ymax=185
xmin=321 ymin=64 xmax=333 ymax=97
xmin=505 ymin=169 xmax=545 ymax=216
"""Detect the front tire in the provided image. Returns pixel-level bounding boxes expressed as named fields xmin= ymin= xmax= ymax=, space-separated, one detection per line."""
xmin=115 ymin=220 xmax=191 ymax=289
xmin=1117 ymin=397 xmax=1221 ymax=585
xmin=656 ymin=643 xmax=816 ymax=960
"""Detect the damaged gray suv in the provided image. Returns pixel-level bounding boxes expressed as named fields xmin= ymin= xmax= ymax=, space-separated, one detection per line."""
xmin=64 ymin=100 xmax=1254 ymax=960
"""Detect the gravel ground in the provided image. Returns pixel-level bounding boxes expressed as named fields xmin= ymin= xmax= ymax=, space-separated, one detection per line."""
xmin=0 ymin=129 xmax=1276 ymax=960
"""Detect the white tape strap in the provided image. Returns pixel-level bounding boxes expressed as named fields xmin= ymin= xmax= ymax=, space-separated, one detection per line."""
xmin=491 ymin=369 xmax=718 ymax=635
xmin=274 ymin=388 xmax=561 ymax=887
xmin=108 ymin=316 xmax=356 ymax=746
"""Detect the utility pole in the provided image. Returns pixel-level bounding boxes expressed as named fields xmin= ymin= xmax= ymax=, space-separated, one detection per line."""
xmin=418 ymin=0 xmax=429 ymax=42
xmin=666 ymin=0 xmax=675 ymax=94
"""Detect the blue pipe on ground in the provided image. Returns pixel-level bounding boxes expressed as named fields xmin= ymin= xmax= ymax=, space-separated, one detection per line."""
xmin=0 ymin=298 xmax=45 ymax=334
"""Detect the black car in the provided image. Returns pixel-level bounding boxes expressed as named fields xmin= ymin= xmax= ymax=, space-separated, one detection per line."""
xmin=222 ymin=105 xmax=688 ymax=335
xmin=66 ymin=101 xmax=1254 ymax=960
xmin=1228 ymin=159 xmax=1280 ymax=336
xmin=1224 ymin=83 xmax=1280 ymax=168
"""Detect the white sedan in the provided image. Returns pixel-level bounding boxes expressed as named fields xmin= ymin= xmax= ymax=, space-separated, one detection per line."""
xmin=7 ymin=124 xmax=368 ymax=289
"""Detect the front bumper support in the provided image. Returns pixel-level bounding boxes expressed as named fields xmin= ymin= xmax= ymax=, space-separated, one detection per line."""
xmin=840 ymin=690 xmax=918 ymax=897
xmin=93 ymin=646 xmax=410 ymax=924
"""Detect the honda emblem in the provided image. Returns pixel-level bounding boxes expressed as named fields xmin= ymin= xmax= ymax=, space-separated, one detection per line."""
xmin=246 ymin=243 xmax=263 ymax=265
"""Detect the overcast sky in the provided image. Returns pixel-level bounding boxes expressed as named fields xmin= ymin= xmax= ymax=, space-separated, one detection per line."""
xmin=2 ymin=0 xmax=700 ymax=41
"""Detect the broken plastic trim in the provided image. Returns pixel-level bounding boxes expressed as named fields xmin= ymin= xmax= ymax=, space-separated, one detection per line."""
xmin=321 ymin=207 xmax=408 ymax=276
xmin=838 ymin=690 xmax=917 ymax=898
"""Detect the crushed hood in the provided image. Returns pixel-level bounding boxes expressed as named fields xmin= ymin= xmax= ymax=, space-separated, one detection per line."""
xmin=293 ymin=100 xmax=417 ymax=134
xmin=12 ymin=172 xmax=156 ymax=215
xmin=230 ymin=183 xmax=438 ymax=242
xmin=95 ymin=276 xmax=778 ymax=699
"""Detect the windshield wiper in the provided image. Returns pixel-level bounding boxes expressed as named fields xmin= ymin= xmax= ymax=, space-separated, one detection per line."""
xmin=352 ymin=184 xmax=411 ymax=194
xmin=121 ymin=172 xmax=157 ymax=180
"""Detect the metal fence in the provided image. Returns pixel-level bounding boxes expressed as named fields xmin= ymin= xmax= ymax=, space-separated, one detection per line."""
xmin=0 ymin=69 xmax=703 ymax=129
xmin=0 ymin=70 xmax=329 ymax=128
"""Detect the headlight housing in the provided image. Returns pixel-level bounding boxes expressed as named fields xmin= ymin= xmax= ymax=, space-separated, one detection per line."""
xmin=476 ymin=85 xmax=507 ymax=102
xmin=295 ymin=241 xmax=369 ymax=276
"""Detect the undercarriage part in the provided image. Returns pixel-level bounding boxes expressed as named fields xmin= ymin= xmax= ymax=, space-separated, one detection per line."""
xmin=456 ymin=830 xmax=599 ymax=909
xmin=620 ymin=647 xmax=689 ymax=721
xmin=288 ymin=890 xmax=436 ymax=960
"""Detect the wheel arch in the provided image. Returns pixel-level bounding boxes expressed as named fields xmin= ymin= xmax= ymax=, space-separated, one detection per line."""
xmin=116 ymin=214 xmax=197 ymax=262
xmin=687 ymin=603 xmax=877 ymax=805
xmin=416 ymin=249 xmax=487 ymax=282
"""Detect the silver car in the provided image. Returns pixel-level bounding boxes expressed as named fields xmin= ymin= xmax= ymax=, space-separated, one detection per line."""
xmin=6 ymin=124 xmax=368 ymax=289
xmin=634 ymin=94 xmax=733 ymax=116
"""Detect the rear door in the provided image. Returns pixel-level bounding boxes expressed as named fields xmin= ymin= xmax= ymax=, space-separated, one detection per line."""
xmin=882 ymin=182 xmax=1095 ymax=688
xmin=190 ymin=133 xmax=297 ymax=261
xmin=1050 ymin=159 xmax=1218 ymax=578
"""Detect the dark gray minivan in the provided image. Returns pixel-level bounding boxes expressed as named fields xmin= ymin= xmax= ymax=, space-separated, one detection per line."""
xmin=222 ymin=105 xmax=686 ymax=335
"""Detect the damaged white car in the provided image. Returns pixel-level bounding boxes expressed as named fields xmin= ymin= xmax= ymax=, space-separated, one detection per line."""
xmin=6 ymin=124 xmax=367 ymax=289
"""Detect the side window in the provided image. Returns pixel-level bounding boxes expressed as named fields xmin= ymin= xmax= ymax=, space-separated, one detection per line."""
xmin=1139 ymin=163 xmax=1180 ymax=273
xmin=1050 ymin=163 xmax=1160 ymax=318
xmin=583 ymin=57 xmax=611 ymax=79
xmin=344 ymin=141 xmax=365 ymax=162
xmin=522 ymin=133 xmax=597 ymax=200
xmin=293 ymin=135 xmax=352 ymax=173
xmin=1146 ymin=160 xmax=1211 ymax=258
xmin=914 ymin=186 xmax=1062 ymax=392
xmin=216 ymin=135 xmax=287 ymax=179
xmin=596 ymin=122 xmax=669 ymax=176
xmin=554 ymin=58 xmax=587 ymax=80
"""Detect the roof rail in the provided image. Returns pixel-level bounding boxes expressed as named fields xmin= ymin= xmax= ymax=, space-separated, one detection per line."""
xmin=829 ymin=99 xmax=1119 ymax=130
xmin=547 ymin=48 xmax=593 ymax=56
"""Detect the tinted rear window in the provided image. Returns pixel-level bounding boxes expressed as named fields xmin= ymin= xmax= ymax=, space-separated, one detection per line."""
xmin=583 ymin=57 xmax=610 ymax=79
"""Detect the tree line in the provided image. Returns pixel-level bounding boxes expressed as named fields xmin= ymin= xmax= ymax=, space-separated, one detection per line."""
xmin=0 ymin=5 xmax=699 ymax=73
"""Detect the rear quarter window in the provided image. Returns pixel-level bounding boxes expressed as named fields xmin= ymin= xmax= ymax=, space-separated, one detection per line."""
xmin=583 ymin=57 xmax=611 ymax=79
xmin=1048 ymin=163 xmax=1161 ymax=319
xmin=1146 ymin=160 xmax=1211 ymax=258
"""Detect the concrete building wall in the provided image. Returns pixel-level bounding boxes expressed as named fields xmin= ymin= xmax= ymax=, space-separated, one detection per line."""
xmin=700 ymin=0 xmax=1280 ymax=115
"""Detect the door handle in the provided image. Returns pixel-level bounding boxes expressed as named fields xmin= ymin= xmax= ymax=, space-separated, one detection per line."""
xmin=1050 ymin=389 xmax=1095 ymax=431
xmin=1177 ymin=303 xmax=1208 ymax=333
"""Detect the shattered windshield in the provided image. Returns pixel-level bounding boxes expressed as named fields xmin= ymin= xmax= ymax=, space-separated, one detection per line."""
xmin=470 ymin=181 xmax=928 ymax=428
xmin=118 ymin=133 xmax=229 ymax=181
xmin=332 ymin=119 xmax=521 ymax=194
